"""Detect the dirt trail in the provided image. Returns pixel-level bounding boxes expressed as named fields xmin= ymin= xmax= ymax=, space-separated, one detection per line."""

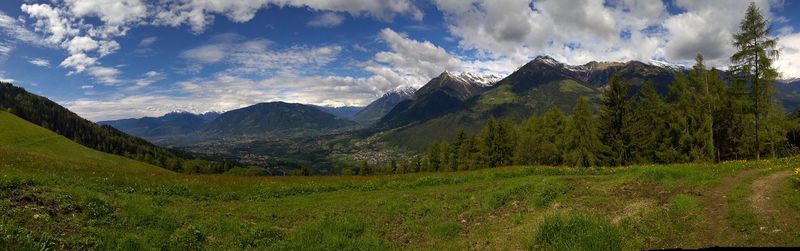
xmin=749 ymin=170 xmax=794 ymax=234
xmin=700 ymin=168 xmax=761 ymax=246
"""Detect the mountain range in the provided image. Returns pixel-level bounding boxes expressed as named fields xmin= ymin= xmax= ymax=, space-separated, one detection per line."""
xmin=374 ymin=71 xmax=500 ymax=130
xmin=94 ymin=55 xmax=800 ymax=153
xmin=99 ymin=111 xmax=219 ymax=138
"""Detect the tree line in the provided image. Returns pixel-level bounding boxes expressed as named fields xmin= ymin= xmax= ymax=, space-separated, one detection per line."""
xmin=351 ymin=3 xmax=798 ymax=174
xmin=0 ymin=82 xmax=241 ymax=174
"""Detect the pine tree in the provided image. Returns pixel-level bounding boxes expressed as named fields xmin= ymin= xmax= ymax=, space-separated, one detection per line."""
xmin=599 ymin=74 xmax=633 ymax=166
xmin=687 ymin=54 xmax=716 ymax=162
xmin=439 ymin=141 xmax=452 ymax=172
xmin=564 ymin=97 xmax=605 ymax=167
xmin=629 ymin=81 xmax=670 ymax=163
xmin=731 ymin=2 xmax=780 ymax=160
xmin=479 ymin=117 xmax=500 ymax=167
xmin=450 ymin=129 xmax=467 ymax=171
xmin=424 ymin=142 xmax=441 ymax=172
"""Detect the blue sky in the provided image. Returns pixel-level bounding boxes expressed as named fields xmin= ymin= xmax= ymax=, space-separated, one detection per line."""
xmin=0 ymin=0 xmax=799 ymax=121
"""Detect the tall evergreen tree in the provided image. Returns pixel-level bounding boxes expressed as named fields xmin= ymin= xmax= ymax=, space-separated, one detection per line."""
xmin=730 ymin=2 xmax=780 ymax=160
xmin=599 ymin=74 xmax=633 ymax=166
xmin=564 ymin=97 xmax=605 ymax=167
xmin=687 ymin=54 xmax=716 ymax=162
xmin=450 ymin=129 xmax=467 ymax=171
xmin=629 ymin=81 xmax=671 ymax=163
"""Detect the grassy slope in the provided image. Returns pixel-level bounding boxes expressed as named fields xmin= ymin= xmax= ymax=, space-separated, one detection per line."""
xmin=1 ymin=111 xmax=799 ymax=250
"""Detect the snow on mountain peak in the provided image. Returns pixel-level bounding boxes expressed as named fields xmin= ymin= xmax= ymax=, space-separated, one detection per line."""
xmin=443 ymin=71 xmax=502 ymax=86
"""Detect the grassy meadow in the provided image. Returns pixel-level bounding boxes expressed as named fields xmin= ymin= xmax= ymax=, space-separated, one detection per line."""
xmin=2 ymin=110 xmax=799 ymax=250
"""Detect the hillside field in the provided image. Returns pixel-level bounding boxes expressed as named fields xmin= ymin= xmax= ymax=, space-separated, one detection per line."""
xmin=1 ymin=110 xmax=799 ymax=250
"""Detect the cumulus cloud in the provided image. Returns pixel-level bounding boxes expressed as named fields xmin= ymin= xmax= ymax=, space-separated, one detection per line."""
xmin=663 ymin=0 xmax=773 ymax=67
xmin=28 ymin=58 xmax=50 ymax=67
xmin=59 ymin=53 xmax=97 ymax=74
xmin=775 ymin=32 xmax=800 ymax=79
xmin=15 ymin=0 xmax=422 ymax=88
xmin=152 ymin=0 xmax=421 ymax=33
xmin=308 ymin=12 xmax=346 ymax=27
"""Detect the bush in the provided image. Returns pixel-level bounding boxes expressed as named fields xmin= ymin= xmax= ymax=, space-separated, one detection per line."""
xmin=530 ymin=212 xmax=622 ymax=251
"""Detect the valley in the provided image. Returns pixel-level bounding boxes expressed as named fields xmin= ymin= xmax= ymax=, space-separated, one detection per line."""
xmin=2 ymin=111 xmax=800 ymax=249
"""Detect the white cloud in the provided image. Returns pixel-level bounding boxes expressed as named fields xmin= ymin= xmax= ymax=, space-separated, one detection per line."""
xmin=181 ymin=35 xmax=343 ymax=74
xmin=138 ymin=36 xmax=157 ymax=47
xmin=135 ymin=71 xmax=165 ymax=87
xmin=20 ymin=4 xmax=78 ymax=45
xmin=87 ymin=66 xmax=122 ymax=85
xmin=65 ymin=36 xmax=99 ymax=54
xmin=28 ymin=58 xmax=50 ymax=67
xmin=308 ymin=12 xmax=346 ymax=27
xmin=775 ymin=32 xmax=800 ymax=79
xmin=0 ymin=11 xmax=50 ymax=47
xmin=152 ymin=0 xmax=421 ymax=33
xmin=663 ymin=0 xmax=774 ymax=67
xmin=59 ymin=53 xmax=97 ymax=74
xmin=0 ymin=42 xmax=11 ymax=57
xmin=63 ymin=0 xmax=147 ymax=26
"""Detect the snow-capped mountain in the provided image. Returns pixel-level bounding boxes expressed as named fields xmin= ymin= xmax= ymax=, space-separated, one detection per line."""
xmin=352 ymin=86 xmax=417 ymax=123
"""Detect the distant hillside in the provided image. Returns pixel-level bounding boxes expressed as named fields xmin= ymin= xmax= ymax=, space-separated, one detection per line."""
xmin=0 ymin=82 xmax=198 ymax=171
xmin=382 ymin=56 xmax=683 ymax=151
xmin=99 ymin=111 xmax=219 ymax=138
xmin=314 ymin=105 xmax=364 ymax=119
xmin=353 ymin=86 xmax=415 ymax=123
xmin=375 ymin=71 xmax=500 ymax=130
xmin=205 ymin=102 xmax=357 ymax=135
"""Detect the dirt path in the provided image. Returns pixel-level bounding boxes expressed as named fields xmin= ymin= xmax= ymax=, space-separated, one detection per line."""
xmin=700 ymin=168 xmax=761 ymax=246
xmin=749 ymin=170 xmax=794 ymax=234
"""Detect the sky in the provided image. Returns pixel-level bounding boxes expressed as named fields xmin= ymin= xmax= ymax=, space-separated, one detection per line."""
xmin=0 ymin=0 xmax=799 ymax=121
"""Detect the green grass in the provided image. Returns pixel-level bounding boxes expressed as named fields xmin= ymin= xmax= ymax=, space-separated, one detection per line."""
xmin=530 ymin=211 xmax=622 ymax=250
xmin=478 ymin=84 xmax=517 ymax=105
xmin=2 ymin=111 xmax=800 ymax=249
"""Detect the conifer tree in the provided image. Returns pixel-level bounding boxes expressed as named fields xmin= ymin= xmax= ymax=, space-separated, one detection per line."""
xmin=564 ymin=97 xmax=605 ymax=167
xmin=599 ymin=74 xmax=633 ymax=166
xmin=731 ymin=2 xmax=780 ymax=160
xmin=687 ymin=54 xmax=716 ymax=162
xmin=450 ymin=129 xmax=467 ymax=170
xmin=439 ymin=141 xmax=452 ymax=172
xmin=629 ymin=81 xmax=670 ymax=163
xmin=479 ymin=118 xmax=500 ymax=167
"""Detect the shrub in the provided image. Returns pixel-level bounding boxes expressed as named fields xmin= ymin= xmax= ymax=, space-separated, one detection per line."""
xmin=530 ymin=212 xmax=622 ymax=251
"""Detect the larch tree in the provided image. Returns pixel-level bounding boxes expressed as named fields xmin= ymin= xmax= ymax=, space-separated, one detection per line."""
xmin=730 ymin=2 xmax=780 ymax=160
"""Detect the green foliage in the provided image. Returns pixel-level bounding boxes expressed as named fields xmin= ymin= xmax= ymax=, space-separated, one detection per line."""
xmin=530 ymin=212 xmax=622 ymax=251
xmin=0 ymin=83 xmax=234 ymax=174
xmin=564 ymin=97 xmax=606 ymax=167
xmin=599 ymin=74 xmax=634 ymax=166
xmin=731 ymin=2 xmax=781 ymax=160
